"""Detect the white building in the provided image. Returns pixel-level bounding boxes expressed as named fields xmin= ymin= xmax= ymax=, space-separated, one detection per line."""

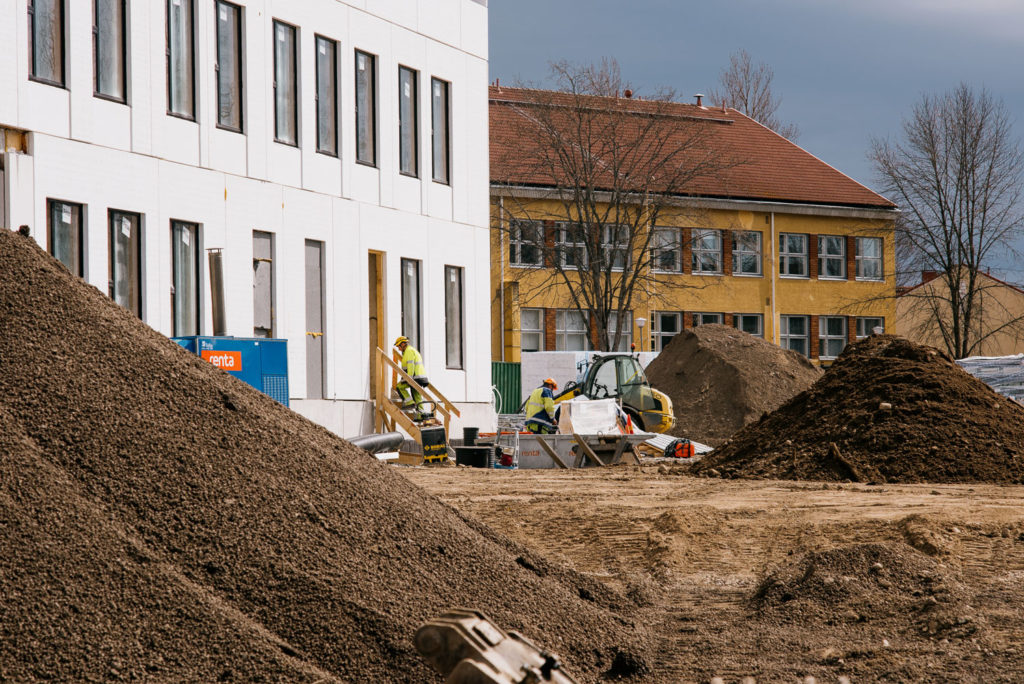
xmin=0 ymin=0 xmax=494 ymax=436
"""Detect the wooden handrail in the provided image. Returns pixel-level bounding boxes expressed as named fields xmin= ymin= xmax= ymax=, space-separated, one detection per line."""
xmin=390 ymin=349 xmax=461 ymax=419
xmin=375 ymin=347 xmax=460 ymax=439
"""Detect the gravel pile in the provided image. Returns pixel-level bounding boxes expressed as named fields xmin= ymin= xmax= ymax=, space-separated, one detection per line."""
xmin=0 ymin=228 xmax=648 ymax=682
xmin=694 ymin=334 xmax=1024 ymax=483
xmin=645 ymin=324 xmax=821 ymax=446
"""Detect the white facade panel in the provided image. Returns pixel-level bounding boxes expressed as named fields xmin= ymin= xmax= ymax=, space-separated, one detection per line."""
xmin=2 ymin=0 xmax=493 ymax=436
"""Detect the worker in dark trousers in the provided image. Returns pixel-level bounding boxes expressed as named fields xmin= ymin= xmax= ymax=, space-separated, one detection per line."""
xmin=394 ymin=336 xmax=428 ymax=416
xmin=524 ymin=378 xmax=559 ymax=434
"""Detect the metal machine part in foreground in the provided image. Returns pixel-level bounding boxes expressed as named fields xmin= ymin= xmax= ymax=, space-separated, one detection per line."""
xmin=415 ymin=609 xmax=579 ymax=684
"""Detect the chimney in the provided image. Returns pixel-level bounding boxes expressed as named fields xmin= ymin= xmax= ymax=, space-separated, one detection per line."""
xmin=921 ymin=270 xmax=939 ymax=284
xmin=694 ymin=93 xmax=704 ymax=107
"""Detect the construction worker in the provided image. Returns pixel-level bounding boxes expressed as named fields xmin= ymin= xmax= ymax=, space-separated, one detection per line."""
xmin=394 ymin=336 xmax=427 ymax=413
xmin=524 ymin=378 xmax=559 ymax=434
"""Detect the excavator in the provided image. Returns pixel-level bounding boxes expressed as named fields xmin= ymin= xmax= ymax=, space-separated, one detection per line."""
xmin=551 ymin=354 xmax=675 ymax=434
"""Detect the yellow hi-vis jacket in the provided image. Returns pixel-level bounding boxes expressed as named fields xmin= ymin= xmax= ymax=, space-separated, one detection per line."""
xmin=524 ymin=386 xmax=556 ymax=426
xmin=401 ymin=345 xmax=425 ymax=377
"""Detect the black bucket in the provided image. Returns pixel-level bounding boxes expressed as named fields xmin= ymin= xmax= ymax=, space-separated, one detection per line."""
xmin=463 ymin=426 xmax=479 ymax=447
xmin=454 ymin=446 xmax=490 ymax=468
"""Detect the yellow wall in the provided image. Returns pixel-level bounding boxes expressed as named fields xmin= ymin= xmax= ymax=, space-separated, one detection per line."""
xmin=490 ymin=196 xmax=896 ymax=364
xmin=893 ymin=273 xmax=1024 ymax=357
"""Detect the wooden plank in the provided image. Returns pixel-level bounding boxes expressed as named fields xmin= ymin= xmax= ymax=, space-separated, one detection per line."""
xmin=609 ymin=436 xmax=630 ymax=465
xmin=534 ymin=436 xmax=569 ymax=469
xmin=572 ymin=433 xmax=606 ymax=467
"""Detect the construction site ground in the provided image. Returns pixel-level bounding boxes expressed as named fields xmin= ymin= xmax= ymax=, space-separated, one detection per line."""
xmin=403 ymin=462 xmax=1024 ymax=683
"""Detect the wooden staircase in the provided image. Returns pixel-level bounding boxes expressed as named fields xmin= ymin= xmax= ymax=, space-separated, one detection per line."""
xmin=374 ymin=347 xmax=460 ymax=446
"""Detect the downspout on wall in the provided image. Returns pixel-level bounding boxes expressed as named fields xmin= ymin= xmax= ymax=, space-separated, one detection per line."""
xmin=770 ymin=212 xmax=777 ymax=344
xmin=499 ymin=196 xmax=505 ymax=362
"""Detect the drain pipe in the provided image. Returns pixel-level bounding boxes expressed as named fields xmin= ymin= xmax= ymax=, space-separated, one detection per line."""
xmin=347 ymin=431 xmax=404 ymax=454
xmin=769 ymin=213 xmax=777 ymax=344
xmin=208 ymin=248 xmax=226 ymax=336
xmin=499 ymin=196 xmax=506 ymax=362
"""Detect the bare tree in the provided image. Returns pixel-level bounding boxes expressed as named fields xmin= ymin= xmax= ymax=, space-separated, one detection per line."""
xmin=492 ymin=59 xmax=735 ymax=351
xmin=871 ymin=84 xmax=1024 ymax=358
xmin=708 ymin=49 xmax=799 ymax=141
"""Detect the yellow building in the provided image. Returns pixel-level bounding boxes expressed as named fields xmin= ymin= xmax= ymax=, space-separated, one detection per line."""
xmin=894 ymin=270 xmax=1024 ymax=357
xmin=489 ymin=86 xmax=898 ymax=365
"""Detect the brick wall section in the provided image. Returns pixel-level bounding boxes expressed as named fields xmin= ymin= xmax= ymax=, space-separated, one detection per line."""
xmin=681 ymin=228 xmax=692 ymax=275
xmin=544 ymin=308 xmax=556 ymax=351
xmin=543 ymin=220 xmax=556 ymax=268
xmin=808 ymin=233 xmax=818 ymax=280
xmin=848 ymin=315 xmax=858 ymax=344
xmin=589 ymin=313 xmax=599 ymax=350
xmin=809 ymin=315 xmax=819 ymax=359
xmin=846 ymin=235 xmax=857 ymax=280
xmin=724 ymin=313 xmax=734 ymax=327
xmin=721 ymin=229 xmax=733 ymax=274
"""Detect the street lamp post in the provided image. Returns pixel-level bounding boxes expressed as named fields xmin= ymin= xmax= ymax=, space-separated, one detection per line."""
xmin=636 ymin=317 xmax=647 ymax=353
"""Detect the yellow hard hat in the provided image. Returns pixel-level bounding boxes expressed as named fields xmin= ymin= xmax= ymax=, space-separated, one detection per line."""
xmin=543 ymin=377 xmax=558 ymax=390
xmin=394 ymin=336 xmax=409 ymax=347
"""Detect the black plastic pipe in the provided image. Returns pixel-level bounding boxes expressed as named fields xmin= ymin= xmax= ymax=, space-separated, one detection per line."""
xmin=347 ymin=431 xmax=405 ymax=454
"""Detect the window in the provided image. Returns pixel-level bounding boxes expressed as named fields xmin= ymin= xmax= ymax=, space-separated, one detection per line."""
xmin=856 ymin=317 xmax=884 ymax=339
xmin=48 ymin=199 xmax=83 ymax=277
xmin=780 ymin=315 xmax=809 ymax=357
xmin=166 ymin=0 xmax=195 ymax=118
xmin=607 ymin=311 xmax=632 ymax=351
xmin=431 ymin=77 xmax=450 ymax=183
xmin=509 ymin=219 xmax=542 ymax=267
xmin=109 ymin=210 xmax=142 ymax=317
xmin=398 ymin=66 xmax=418 ymax=176
xmin=556 ymin=223 xmax=588 ymax=269
xmin=555 ymin=309 xmax=589 ymax=351
xmin=733 ymin=313 xmax=763 ymax=337
xmin=314 ymin=35 xmax=337 ymax=155
xmin=818 ymin=235 xmax=846 ymax=278
xmin=732 ymin=230 xmax=762 ymax=275
xmin=355 ymin=50 xmax=376 ymax=165
xmin=272 ymin=21 xmax=298 ymax=145
xmin=856 ymin=237 xmax=884 ymax=280
xmin=691 ymin=228 xmax=722 ymax=274
xmin=444 ymin=266 xmax=463 ymax=369
xmin=252 ymin=231 xmax=274 ymax=337
xmin=29 ymin=0 xmax=65 ymax=86
xmin=779 ymin=233 xmax=808 ymax=277
xmin=171 ymin=220 xmax=200 ymax=336
xmin=215 ymin=0 xmax=243 ymax=131
xmin=652 ymin=312 xmax=681 ymax=351
xmin=692 ymin=312 xmax=723 ymax=327
xmin=94 ymin=0 xmax=126 ymax=102
xmin=651 ymin=227 xmax=681 ymax=272
xmin=401 ymin=258 xmax=421 ymax=348
xmin=601 ymin=224 xmax=629 ymax=270
xmin=520 ymin=308 xmax=544 ymax=352
xmin=819 ymin=316 xmax=847 ymax=359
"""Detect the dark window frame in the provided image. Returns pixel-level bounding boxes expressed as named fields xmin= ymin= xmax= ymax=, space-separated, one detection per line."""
xmin=398 ymin=65 xmax=419 ymax=177
xmin=166 ymin=0 xmax=196 ymax=120
xmin=314 ymin=34 xmax=338 ymax=156
xmin=444 ymin=265 xmax=464 ymax=369
xmin=93 ymin=0 xmax=128 ymax=103
xmin=272 ymin=19 xmax=298 ymax=146
xmin=170 ymin=220 xmax=201 ymax=337
xmin=28 ymin=0 xmax=66 ymax=88
xmin=47 ymin=198 xmax=85 ymax=277
xmin=431 ymin=76 xmax=450 ymax=184
xmin=108 ymin=209 xmax=143 ymax=318
xmin=214 ymin=0 xmax=244 ymax=133
xmin=354 ymin=49 xmax=377 ymax=166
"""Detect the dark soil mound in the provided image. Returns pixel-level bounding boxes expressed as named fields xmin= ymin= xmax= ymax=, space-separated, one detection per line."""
xmin=694 ymin=335 xmax=1024 ymax=483
xmin=0 ymin=229 xmax=648 ymax=682
xmin=753 ymin=542 xmax=973 ymax=636
xmin=645 ymin=324 xmax=821 ymax=446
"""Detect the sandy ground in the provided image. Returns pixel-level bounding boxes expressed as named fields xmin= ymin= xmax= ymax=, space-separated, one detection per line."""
xmin=402 ymin=461 xmax=1024 ymax=683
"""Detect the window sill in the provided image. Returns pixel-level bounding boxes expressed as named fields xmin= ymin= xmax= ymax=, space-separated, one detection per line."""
xmin=779 ymin=274 xmax=810 ymax=279
xmin=356 ymin=159 xmax=378 ymax=168
xmin=731 ymin=272 xmax=763 ymax=278
xmin=855 ymin=277 xmax=885 ymax=283
xmin=316 ymin=148 xmax=339 ymax=158
xmin=399 ymin=170 xmax=419 ymax=179
xmin=432 ymin=178 xmax=452 ymax=187
xmin=167 ymin=110 xmax=197 ymax=123
xmin=29 ymin=75 xmax=66 ymax=89
xmin=818 ymin=276 xmax=848 ymax=281
xmin=216 ymin=123 xmax=245 ymax=134
xmin=510 ymin=263 xmax=544 ymax=270
xmin=691 ymin=271 xmax=724 ymax=276
xmin=652 ymin=269 xmax=684 ymax=275
xmin=94 ymin=92 xmax=129 ymax=105
xmin=274 ymin=138 xmax=299 ymax=148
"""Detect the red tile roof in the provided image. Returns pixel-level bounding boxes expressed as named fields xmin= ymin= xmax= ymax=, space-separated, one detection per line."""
xmin=490 ymin=86 xmax=896 ymax=210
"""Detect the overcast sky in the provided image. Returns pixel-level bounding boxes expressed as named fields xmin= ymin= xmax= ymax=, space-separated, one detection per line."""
xmin=488 ymin=0 xmax=1024 ymax=200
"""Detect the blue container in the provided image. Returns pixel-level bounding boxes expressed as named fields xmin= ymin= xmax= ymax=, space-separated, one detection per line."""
xmin=173 ymin=336 xmax=289 ymax=406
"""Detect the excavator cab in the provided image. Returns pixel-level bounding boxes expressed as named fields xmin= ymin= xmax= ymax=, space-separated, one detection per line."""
xmin=579 ymin=355 xmax=675 ymax=433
